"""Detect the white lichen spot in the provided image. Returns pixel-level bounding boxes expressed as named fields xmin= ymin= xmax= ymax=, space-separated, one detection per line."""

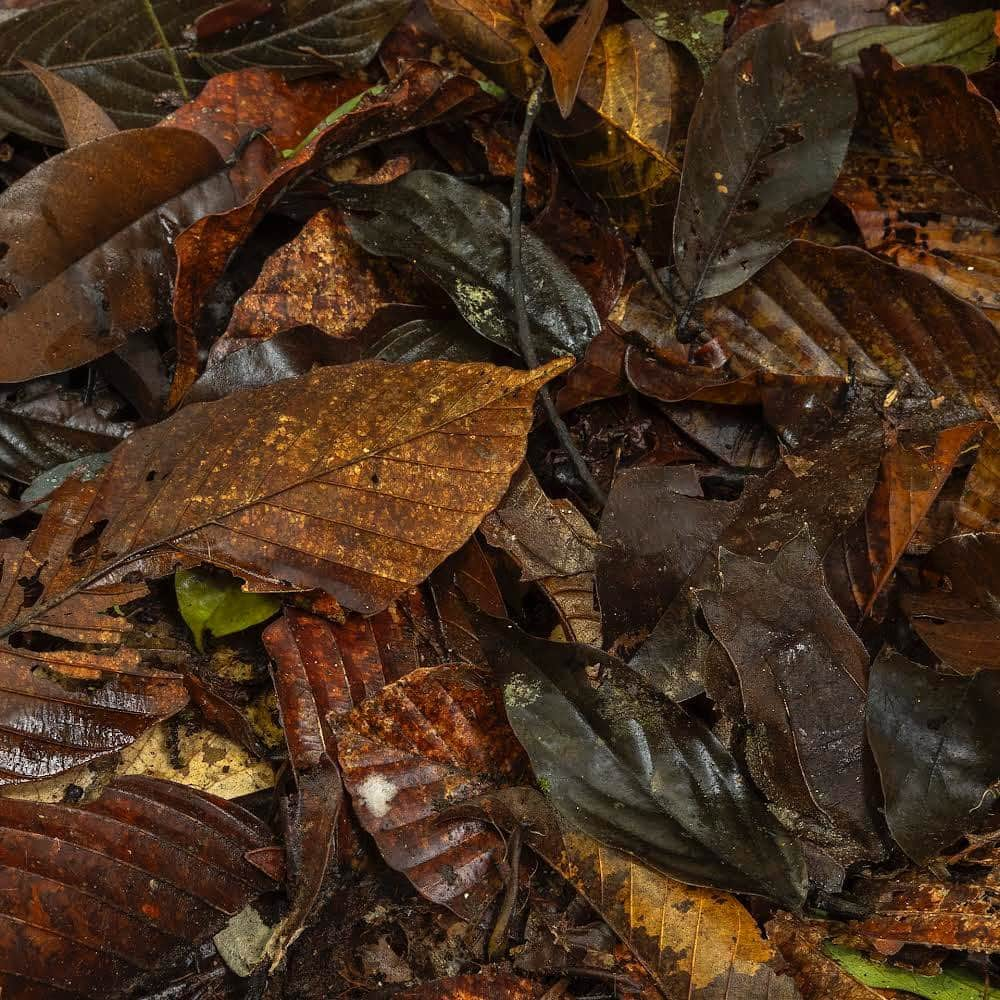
xmin=356 ymin=774 xmax=398 ymax=817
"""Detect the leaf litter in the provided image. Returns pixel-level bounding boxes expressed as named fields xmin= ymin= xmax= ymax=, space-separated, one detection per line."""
xmin=0 ymin=2 xmax=998 ymax=998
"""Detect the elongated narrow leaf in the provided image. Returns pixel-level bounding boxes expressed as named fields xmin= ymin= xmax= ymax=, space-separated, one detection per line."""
xmin=673 ymin=23 xmax=856 ymax=303
xmin=867 ymin=647 xmax=1000 ymax=863
xmin=0 ymin=360 xmax=566 ymax=643
xmin=478 ymin=787 xmax=802 ymax=999
xmin=0 ymin=775 xmax=278 ymax=998
xmin=478 ymin=617 xmax=808 ymax=908
xmin=335 ymin=666 xmax=526 ymax=921
xmin=0 ymin=127 xmax=236 ymax=384
xmin=338 ymin=171 xmax=602 ymax=360
xmin=0 ymin=0 xmax=407 ymax=145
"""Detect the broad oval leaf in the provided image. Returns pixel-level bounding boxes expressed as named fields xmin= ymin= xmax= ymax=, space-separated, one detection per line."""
xmin=867 ymin=647 xmax=1000 ymax=863
xmin=477 ymin=616 xmax=809 ymax=908
xmin=0 ymin=359 xmax=568 ymax=642
xmin=0 ymin=127 xmax=236 ymax=383
xmin=673 ymin=23 xmax=856 ymax=304
xmin=335 ymin=665 xmax=527 ymax=921
xmin=0 ymin=0 xmax=407 ymax=145
xmin=338 ymin=171 xmax=602 ymax=359
xmin=0 ymin=775 xmax=277 ymax=998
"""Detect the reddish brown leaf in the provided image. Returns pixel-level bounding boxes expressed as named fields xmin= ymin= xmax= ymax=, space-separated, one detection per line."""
xmin=958 ymin=425 xmax=1000 ymax=530
xmin=555 ymin=324 xmax=627 ymax=412
xmin=222 ymin=208 xmax=419 ymax=345
xmin=335 ymin=666 xmax=526 ymax=921
xmin=397 ymin=972 xmax=546 ymax=999
xmin=23 ymin=59 xmax=117 ymax=146
xmin=194 ymin=0 xmax=275 ymax=40
xmin=0 ymin=127 xmax=237 ymax=384
xmin=0 ymin=775 xmax=278 ymax=998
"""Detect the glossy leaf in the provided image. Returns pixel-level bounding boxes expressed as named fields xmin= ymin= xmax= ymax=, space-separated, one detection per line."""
xmin=903 ymin=533 xmax=1000 ymax=674
xmin=478 ymin=617 xmax=808 ymax=908
xmin=175 ymin=565 xmax=279 ymax=652
xmin=335 ymin=665 xmax=526 ymax=921
xmin=338 ymin=170 xmax=602 ymax=360
xmin=867 ymin=647 xmax=1000 ymax=863
xmin=478 ymin=787 xmax=802 ymax=999
xmin=697 ymin=533 xmax=885 ymax=869
xmin=673 ymin=23 xmax=856 ymax=304
xmin=0 ymin=775 xmax=278 ymax=998
xmin=826 ymin=10 xmax=998 ymax=73
xmin=0 ymin=359 xmax=568 ymax=645
xmin=0 ymin=0 xmax=407 ymax=145
xmin=0 ymin=127 xmax=237 ymax=384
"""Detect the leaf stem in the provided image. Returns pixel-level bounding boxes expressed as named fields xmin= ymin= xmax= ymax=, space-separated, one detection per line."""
xmin=140 ymin=0 xmax=191 ymax=101
xmin=510 ymin=73 xmax=607 ymax=507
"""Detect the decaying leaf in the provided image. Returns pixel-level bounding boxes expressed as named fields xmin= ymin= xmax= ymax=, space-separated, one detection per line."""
xmin=673 ymin=23 xmax=856 ymax=306
xmin=958 ymin=427 xmax=1000 ymax=531
xmin=867 ymin=647 xmax=1000 ymax=863
xmin=338 ymin=170 xmax=602 ymax=360
xmin=478 ymin=786 xmax=802 ymax=999
xmin=397 ymin=971 xmax=547 ymax=998
xmin=335 ymin=665 xmax=526 ymax=921
xmin=697 ymin=532 xmax=886 ymax=870
xmin=622 ymin=0 xmax=725 ymax=74
xmin=479 ymin=617 xmax=808 ymax=908
xmin=24 ymin=59 xmax=117 ymax=146
xmin=481 ymin=465 xmax=600 ymax=644
xmin=0 ymin=775 xmax=278 ymax=997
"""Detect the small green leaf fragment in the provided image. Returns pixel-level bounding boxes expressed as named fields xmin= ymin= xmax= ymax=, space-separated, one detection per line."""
xmin=702 ymin=10 xmax=728 ymax=25
xmin=282 ymin=84 xmax=388 ymax=158
xmin=175 ymin=566 xmax=280 ymax=652
xmin=823 ymin=942 xmax=993 ymax=1000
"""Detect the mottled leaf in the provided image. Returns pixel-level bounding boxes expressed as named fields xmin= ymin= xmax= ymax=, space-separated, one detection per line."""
xmin=673 ymin=23 xmax=856 ymax=304
xmin=338 ymin=170 xmax=602 ymax=360
xmin=621 ymin=0 xmax=726 ymax=74
xmin=335 ymin=665 xmax=527 ymax=921
xmin=478 ymin=617 xmax=808 ymax=908
xmin=867 ymin=647 xmax=1000 ymax=863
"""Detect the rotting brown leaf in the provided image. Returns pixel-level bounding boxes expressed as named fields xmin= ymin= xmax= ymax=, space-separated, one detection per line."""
xmin=335 ymin=665 xmax=527 ymax=922
xmin=957 ymin=426 xmax=1000 ymax=531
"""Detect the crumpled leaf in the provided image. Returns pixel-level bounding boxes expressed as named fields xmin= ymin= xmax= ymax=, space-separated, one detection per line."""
xmin=0 ymin=0 xmax=407 ymax=145
xmin=0 ymin=376 xmax=134 ymax=483
xmin=478 ymin=786 xmax=802 ymax=999
xmin=867 ymin=647 xmax=1000 ymax=863
xmin=0 ymin=126 xmax=237 ymax=384
xmin=673 ymin=23 xmax=856 ymax=305
xmin=903 ymin=532 xmax=1000 ymax=674
xmin=480 ymin=465 xmax=600 ymax=644
xmin=825 ymin=10 xmax=998 ymax=73
xmin=335 ymin=665 xmax=526 ymax=921
xmin=697 ymin=532 xmax=886 ymax=870
xmin=338 ymin=170 xmax=602 ymax=360
xmin=478 ymin=616 xmax=808 ymax=908
xmin=175 ymin=565 xmax=280 ymax=652
xmin=0 ymin=359 xmax=567 ymax=657
xmin=0 ymin=775 xmax=278 ymax=998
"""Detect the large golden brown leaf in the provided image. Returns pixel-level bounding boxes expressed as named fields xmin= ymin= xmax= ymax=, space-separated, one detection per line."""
xmin=478 ymin=787 xmax=801 ymax=999
xmin=0 ymin=359 xmax=566 ymax=651
xmin=335 ymin=666 xmax=527 ymax=922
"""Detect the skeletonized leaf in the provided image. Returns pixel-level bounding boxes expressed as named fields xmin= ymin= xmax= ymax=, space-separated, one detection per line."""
xmin=338 ymin=171 xmax=602 ymax=360
xmin=0 ymin=0 xmax=407 ymax=145
xmin=478 ymin=617 xmax=808 ymax=908
xmin=867 ymin=647 xmax=1000 ymax=863
xmin=0 ymin=127 xmax=237 ymax=383
xmin=0 ymin=359 xmax=568 ymax=643
xmin=673 ymin=23 xmax=856 ymax=304
xmin=0 ymin=775 xmax=278 ymax=998
xmin=335 ymin=665 xmax=527 ymax=921
xmin=478 ymin=787 xmax=802 ymax=999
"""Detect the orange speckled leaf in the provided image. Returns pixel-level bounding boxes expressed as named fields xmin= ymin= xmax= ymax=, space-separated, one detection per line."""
xmin=397 ymin=972 xmax=547 ymax=998
xmin=335 ymin=666 xmax=527 ymax=921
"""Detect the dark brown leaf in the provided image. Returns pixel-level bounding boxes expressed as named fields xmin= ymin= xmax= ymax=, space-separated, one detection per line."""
xmin=335 ymin=665 xmax=527 ymax=921
xmin=958 ymin=427 xmax=1000 ymax=531
xmin=0 ymin=774 xmax=278 ymax=998
xmin=24 ymin=59 xmax=117 ymax=146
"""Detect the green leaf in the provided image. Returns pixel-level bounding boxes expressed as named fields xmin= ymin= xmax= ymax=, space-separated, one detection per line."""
xmin=826 ymin=9 xmax=997 ymax=74
xmin=620 ymin=0 xmax=726 ymax=73
xmin=175 ymin=567 xmax=280 ymax=652
xmin=823 ymin=943 xmax=994 ymax=1000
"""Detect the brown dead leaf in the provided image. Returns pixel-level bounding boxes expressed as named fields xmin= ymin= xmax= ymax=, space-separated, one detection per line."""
xmin=958 ymin=425 xmax=1000 ymax=531
xmin=397 ymin=971 xmax=547 ymax=998
xmin=335 ymin=666 xmax=527 ymax=921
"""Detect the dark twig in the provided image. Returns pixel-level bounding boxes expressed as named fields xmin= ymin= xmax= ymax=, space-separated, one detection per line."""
xmin=487 ymin=825 xmax=523 ymax=960
xmin=140 ymin=0 xmax=191 ymax=101
xmin=510 ymin=72 xmax=607 ymax=507
xmin=633 ymin=246 xmax=709 ymax=346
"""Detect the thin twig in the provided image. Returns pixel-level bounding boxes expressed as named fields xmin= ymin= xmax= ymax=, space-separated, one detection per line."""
xmin=140 ymin=0 xmax=191 ymax=101
xmin=510 ymin=72 xmax=607 ymax=507
xmin=634 ymin=246 xmax=708 ymax=346
xmin=487 ymin=825 xmax=523 ymax=960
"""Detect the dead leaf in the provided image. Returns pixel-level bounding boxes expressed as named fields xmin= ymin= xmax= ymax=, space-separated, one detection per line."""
xmin=957 ymin=426 xmax=1000 ymax=531
xmin=23 ymin=59 xmax=117 ymax=146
